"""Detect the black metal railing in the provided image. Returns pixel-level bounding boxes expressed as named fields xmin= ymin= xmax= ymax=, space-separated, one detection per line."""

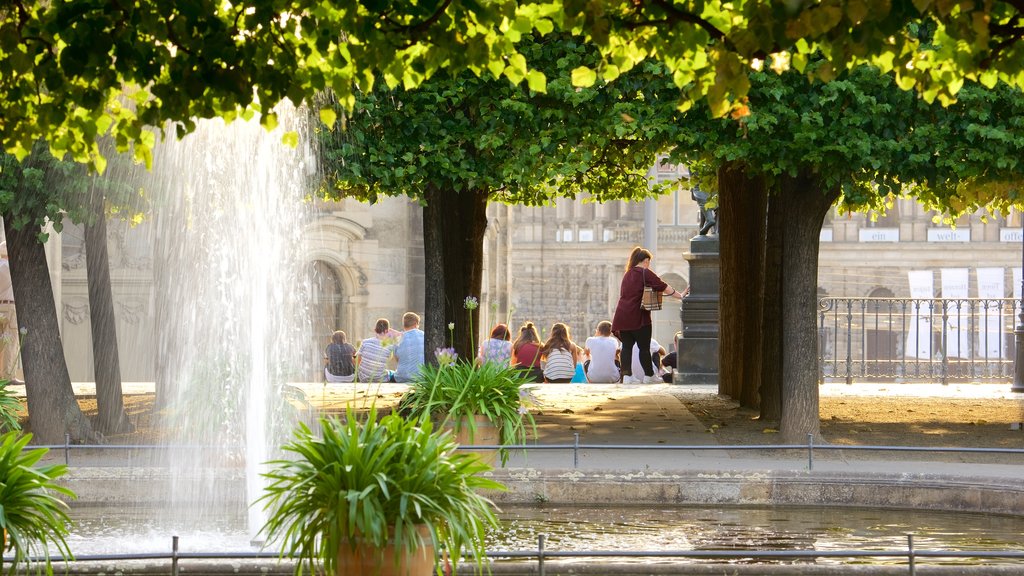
xmin=818 ymin=297 xmax=1022 ymax=384
xmin=13 ymin=533 xmax=1024 ymax=575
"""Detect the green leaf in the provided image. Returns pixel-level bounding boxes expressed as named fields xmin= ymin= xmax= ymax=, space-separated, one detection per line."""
xmin=281 ymin=131 xmax=299 ymax=148
xmin=319 ymin=108 xmax=337 ymax=129
xmin=571 ymin=66 xmax=597 ymax=87
xmin=526 ymin=70 xmax=547 ymax=93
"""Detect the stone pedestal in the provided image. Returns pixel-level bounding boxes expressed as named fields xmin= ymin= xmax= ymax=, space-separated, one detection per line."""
xmin=674 ymin=235 xmax=720 ymax=386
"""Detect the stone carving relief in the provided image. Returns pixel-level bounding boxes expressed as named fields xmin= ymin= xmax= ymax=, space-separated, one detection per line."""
xmin=64 ymin=302 xmax=89 ymax=325
xmin=117 ymin=301 xmax=147 ymax=325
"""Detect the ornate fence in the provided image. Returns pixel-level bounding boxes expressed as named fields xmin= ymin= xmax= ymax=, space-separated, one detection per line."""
xmin=818 ymin=297 xmax=1021 ymax=384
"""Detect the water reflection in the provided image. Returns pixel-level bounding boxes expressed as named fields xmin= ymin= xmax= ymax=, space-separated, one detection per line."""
xmin=65 ymin=504 xmax=1024 ymax=566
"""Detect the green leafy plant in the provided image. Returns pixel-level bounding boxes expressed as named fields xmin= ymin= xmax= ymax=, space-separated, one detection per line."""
xmin=0 ymin=431 xmax=75 ymax=575
xmin=257 ymin=408 xmax=503 ymax=576
xmin=0 ymin=381 xmax=23 ymax=433
xmin=400 ymin=361 xmax=538 ymax=465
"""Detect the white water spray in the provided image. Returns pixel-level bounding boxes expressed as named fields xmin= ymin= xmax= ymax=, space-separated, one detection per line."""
xmin=145 ymin=104 xmax=315 ymax=540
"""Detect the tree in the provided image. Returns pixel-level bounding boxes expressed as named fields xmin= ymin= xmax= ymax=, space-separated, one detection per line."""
xmin=0 ymin=145 xmax=100 ymax=444
xmin=318 ymin=34 xmax=675 ymax=359
xmin=669 ymin=67 xmax=1024 ymax=442
xmin=5 ymin=1 xmax=1024 ymax=167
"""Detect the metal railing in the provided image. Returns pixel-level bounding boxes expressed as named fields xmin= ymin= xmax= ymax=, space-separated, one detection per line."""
xmin=13 ymin=533 xmax=1024 ymax=575
xmin=42 ymin=433 xmax=1024 ymax=469
xmin=818 ymin=297 xmax=1022 ymax=384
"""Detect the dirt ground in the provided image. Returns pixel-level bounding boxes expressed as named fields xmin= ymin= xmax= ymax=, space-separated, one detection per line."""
xmin=65 ymin=388 xmax=1024 ymax=456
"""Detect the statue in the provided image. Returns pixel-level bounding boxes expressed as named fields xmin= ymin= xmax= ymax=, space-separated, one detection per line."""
xmin=692 ymin=186 xmax=718 ymax=236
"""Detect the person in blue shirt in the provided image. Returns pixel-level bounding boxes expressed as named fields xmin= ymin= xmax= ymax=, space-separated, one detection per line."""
xmin=393 ymin=312 xmax=425 ymax=383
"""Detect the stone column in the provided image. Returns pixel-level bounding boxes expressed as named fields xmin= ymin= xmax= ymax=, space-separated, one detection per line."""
xmin=674 ymin=234 xmax=720 ymax=385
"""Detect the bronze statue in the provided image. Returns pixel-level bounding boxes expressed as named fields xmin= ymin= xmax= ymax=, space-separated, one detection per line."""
xmin=692 ymin=186 xmax=718 ymax=236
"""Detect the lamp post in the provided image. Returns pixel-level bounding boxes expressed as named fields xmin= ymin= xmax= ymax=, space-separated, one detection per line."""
xmin=1014 ymin=226 xmax=1024 ymax=393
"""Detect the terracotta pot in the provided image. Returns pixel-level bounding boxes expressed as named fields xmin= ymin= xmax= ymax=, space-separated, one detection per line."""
xmin=337 ymin=525 xmax=435 ymax=576
xmin=446 ymin=414 xmax=501 ymax=466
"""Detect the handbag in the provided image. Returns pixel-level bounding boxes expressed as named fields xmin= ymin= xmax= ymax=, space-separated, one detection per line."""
xmin=640 ymin=268 xmax=663 ymax=311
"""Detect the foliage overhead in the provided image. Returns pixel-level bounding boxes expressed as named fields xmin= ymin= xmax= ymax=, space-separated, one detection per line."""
xmin=667 ymin=65 xmax=1024 ymax=219
xmin=318 ymin=34 xmax=675 ymax=206
xmin=4 ymin=1 xmax=1023 ymax=170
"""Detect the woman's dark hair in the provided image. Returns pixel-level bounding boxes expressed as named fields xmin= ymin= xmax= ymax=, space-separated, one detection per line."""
xmin=490 ymin=323 xmax=510 ymax=341
xmin=541 ymin=322 xmax=574 ymax=355
xmin=626 ymin=246 xmax=653 ymax=272
xmin=512 ymin=321 xmax=540 ymax=352
xmin=374 ymin=318 xmax=390 ymax=335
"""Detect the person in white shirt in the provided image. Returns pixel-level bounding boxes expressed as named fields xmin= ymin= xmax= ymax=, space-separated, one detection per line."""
xmin=625 ymin=338 xmax=666 ymax=384
xmin=584 ymin=321 xmax=621 ymax=383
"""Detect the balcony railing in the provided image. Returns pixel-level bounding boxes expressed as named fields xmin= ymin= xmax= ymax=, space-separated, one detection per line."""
xmin=818 ymin=297 xmax=1021 ymax=384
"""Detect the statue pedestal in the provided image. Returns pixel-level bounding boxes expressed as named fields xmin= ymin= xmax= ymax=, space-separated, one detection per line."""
xmin=674 ymin=235 xmax=720 ymax=386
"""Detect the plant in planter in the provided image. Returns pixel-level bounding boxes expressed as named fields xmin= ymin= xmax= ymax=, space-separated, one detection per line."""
xmin=0 ymin=431 xmax=75 ymax=575
xmin=257 ymin=408 xmax=503 ymax=576
xmin=400 ymin=359 xmax=538 ymax=466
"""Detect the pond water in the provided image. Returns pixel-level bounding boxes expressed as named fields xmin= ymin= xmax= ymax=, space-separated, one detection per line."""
xmin=64 ymin=504 xmax=1024 ymax=565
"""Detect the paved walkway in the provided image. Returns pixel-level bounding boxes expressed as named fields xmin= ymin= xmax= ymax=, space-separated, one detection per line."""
xmin=32 ymin=381 xmax=1023 ymax=484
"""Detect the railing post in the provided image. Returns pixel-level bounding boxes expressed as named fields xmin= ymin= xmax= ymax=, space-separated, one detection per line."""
xmin=573 ymin=432 xmax=579 ymax=469
xmin=845 ymin=300 xmax=853 ymax=385
xmin=172 ymin=535 xmax=180 ymax=576
xmin=807 ymin=433 xmax=814 ymax=471
xmin=907 ymin=533 xmax=915 ymax=576
xmin=941 ymin=300 xmax=949 ymax=386
xmin=64 ymin=433 xmax=70 ymax=466
xmin=538 ymin=533 xmax=545 ymax=576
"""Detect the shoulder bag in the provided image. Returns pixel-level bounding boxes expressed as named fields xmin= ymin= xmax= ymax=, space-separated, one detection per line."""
xmin=640 ymin=268 xmax=663 ymax=311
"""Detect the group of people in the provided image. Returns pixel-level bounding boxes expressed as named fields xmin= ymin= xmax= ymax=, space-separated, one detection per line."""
xmin=323 ymin=246 xmax=686 ymax=384
xmin=323 ymin=312 xmax=425 ymax=384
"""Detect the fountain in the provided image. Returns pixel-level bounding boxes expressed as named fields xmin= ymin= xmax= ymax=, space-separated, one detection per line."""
xmin=142 ymin=103 xmax=316 ymax=539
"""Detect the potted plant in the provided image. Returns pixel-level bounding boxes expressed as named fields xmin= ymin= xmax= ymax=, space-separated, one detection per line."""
xmin=257 ymin=407 xmax=503 ymax=576
xmin=400 ymin=358 xmax=538 ymax=466
xmin=0 ymin=431 xmax=75 ymax=574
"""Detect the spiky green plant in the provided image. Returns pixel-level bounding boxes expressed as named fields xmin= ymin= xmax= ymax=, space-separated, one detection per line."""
xmin=400 ymin=361 xmax=538 ymax=465
xmin=0 ymin=381 xmax=22 ymax=432
xmin=0 ymin=432 xmax=75 ymax=576
xmin=257 ymin=408 xmax=503 ymax=576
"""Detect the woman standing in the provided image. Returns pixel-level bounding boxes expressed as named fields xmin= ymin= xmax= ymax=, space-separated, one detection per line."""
xmin=611 ymin=247 xmax=685 ymax=383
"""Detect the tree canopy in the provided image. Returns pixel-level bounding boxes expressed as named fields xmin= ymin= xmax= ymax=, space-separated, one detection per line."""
xmin=318 ymin=33 xmax=674 ymax=359
xmin=4 ymin=1 xmax=1024 ymax=168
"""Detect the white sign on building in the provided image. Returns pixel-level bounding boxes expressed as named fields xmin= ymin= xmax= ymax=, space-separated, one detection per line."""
xmin=927 ymin=229 xmax=970 ymax=242
xmin=859 ymin=228 xmax=900 ymax=242
xmin=1000 ymin=228 xmax=1024 ymax=243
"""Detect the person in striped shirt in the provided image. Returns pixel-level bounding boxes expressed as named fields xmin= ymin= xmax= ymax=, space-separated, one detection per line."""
xmin=540 ymin=323 xmax=582 ymax=383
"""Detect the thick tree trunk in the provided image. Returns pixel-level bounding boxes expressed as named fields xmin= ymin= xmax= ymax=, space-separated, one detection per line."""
xmin=759 ymin=195 xmax=785 ymax=421
xmin=717 ymin=162 xmax=767 ymax=406
xmin=778 ymin=174 xmax=839 ymax=444
xmin=421 ymin=186 xmax=489 ymax=363
xmin=84 ymin=190 xmax=133 ymax=434
xmin=4 ymin=214 xmax=98 ymax=444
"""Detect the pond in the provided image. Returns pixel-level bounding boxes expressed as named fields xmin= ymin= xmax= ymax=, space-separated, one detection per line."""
xmin=63 ymin=503 xmax=1024 ymax=565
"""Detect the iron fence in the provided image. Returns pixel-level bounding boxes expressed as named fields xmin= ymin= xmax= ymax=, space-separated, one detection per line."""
xmin=818 ymin=297 xmax=1022 ymax=384
xmin=13 ymin=533 xmax=1024 ymax=575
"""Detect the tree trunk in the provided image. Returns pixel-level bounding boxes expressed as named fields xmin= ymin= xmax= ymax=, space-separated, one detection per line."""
xmin=421 ymin=186 xmax=489 ymax=363
xmin=759 ymin=194 xmax=785 ymax=421
xmin=84 ymin=190 xmax=133 ymax=434
xmin=717 ymin=162 xmax=767 ymax=406
xmin=4 ymin=214 xmax=98 ymax=444
xmin=778 ymin=173 xmax=839 ymax=444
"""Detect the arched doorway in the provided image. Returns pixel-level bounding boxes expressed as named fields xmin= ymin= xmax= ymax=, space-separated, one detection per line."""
xmin=308 ymin=261 xmax=344 ymax=381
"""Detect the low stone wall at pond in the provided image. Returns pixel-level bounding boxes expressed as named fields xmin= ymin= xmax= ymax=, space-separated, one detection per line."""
xmin=60 ymin=466 xmax=1024 ymax=517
